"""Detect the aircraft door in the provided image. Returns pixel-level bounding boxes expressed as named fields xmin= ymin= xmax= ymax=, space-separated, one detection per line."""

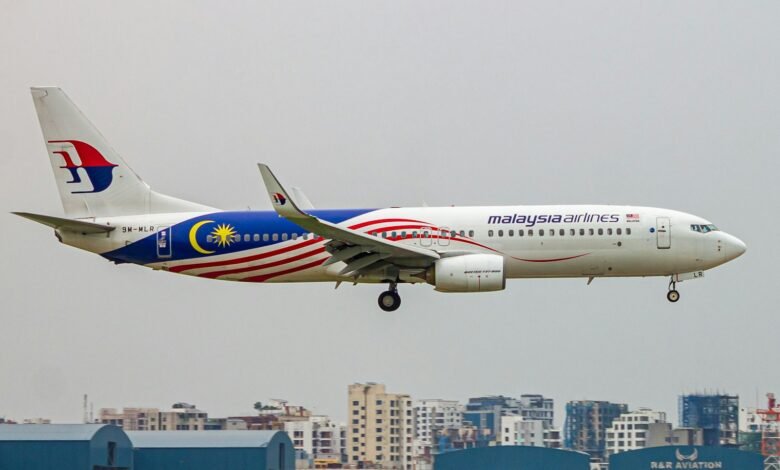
xmin=157 ymin=225 xmax=172 ymax=258
xmin=438 ymin=227 xmax=451 ymax=247
xmin=656 ymin=217 xmax=671 ymax=249
xmin=420 ymin=227 xmax=433 ymax=247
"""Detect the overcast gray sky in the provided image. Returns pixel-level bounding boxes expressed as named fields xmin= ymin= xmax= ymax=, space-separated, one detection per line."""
xmin=1 ymin=1 xmax=778 ymax=426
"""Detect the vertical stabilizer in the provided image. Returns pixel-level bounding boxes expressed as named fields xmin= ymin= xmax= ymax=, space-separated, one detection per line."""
xmin=30 ymin=87 xmax=213 ymax=218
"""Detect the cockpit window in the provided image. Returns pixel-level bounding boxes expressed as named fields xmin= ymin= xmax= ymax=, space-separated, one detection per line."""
xmin=691 ymin=224 xmax=718 ymax=233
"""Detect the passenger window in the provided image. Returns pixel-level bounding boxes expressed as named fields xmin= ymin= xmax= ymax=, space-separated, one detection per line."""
xmin=549 ymin=229 xmax=554 ymax=236
xmin=401 ymin=231 xmax=407 ymax=238
xmin=539 ymin=229 xmax=544 ymax=237
xmin=498 ymin=230 xmax=504 ymax=237
xmin=589 ymin=228 xmax=594 ymax=236
xmin=488 ymin=230 xmax=494 ymax=237
xmin=391 ymin=232 xmax=397 ymax=238
xmin=244 ymin=234 xmax=250 ymax=242
xmin=253 ymin=234 xmax=260 ymax=242
xmin=607 ymin=228 xmax=612 ymax=235
xmin=450 ymin=230 xmax=457 ymax=237
xmin=459 ymin=230 xmax=465 ymax=237
xmin=508 ymin=230 xmax=514 ymax=236
xmin=292 ymin=233 xmax=298 ymax=240
xmin=616 ymin=228 xmax=622 ymax=235
xmin=626 ymin=228 xmax=632 ymax=235
xmin=468 ymin=230 xmax=474 ymax=237
xmin=528 ymin=229 xmax=533 ymax=236
xmin=263 ymin=234 xmax=269 ymax=242
xmin=233 ymin=235 xmax=241 ymax=242
xmin=560 ymin=229 xmax=565 ymax=236
xmin=598 ymin=228 xmax=604 ymax=235
xmin=382 ymin=232 xmax=387 ymax=238
xmin=518 ymin=229 xmax=524 ymax=237
xmin=206 ymin=235 xmax=213 ymax=243
xmin=412 ymin=231 xmax=418 ymax=238
xmin=282 ymin=233 xmax=288 ymax=241
xmin=272 ymin=233 xmax=279 ymax=241
xmin=570 ymin=229 xmax=575 ymax=236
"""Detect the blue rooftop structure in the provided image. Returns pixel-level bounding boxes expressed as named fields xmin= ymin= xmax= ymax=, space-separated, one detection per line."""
xmin=609 ymin=445 xmax=763 ymax=470
xmin=0 ymin=424 xmax=133 ymax=469
xmin=128 ymin=430 xmax=294 ymax=470
xmin=434 ymin=446 xmax=590 ymax=470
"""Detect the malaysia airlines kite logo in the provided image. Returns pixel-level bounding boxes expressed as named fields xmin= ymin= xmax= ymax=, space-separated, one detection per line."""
xmin=48 ymin=140 xmax=117 ymax=193
xmin=272 ymin=192 xmax=287 ymax=206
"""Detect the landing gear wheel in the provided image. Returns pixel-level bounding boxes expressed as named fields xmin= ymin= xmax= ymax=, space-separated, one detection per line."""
xmin=378 ymin=290 xmax=401 ymax=312
xmin=667 ymin=290 xmax=680 ymax=303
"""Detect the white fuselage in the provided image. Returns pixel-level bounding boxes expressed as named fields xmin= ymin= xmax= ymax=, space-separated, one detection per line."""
xmin=59 ymin=205 xmax=745 ymax=285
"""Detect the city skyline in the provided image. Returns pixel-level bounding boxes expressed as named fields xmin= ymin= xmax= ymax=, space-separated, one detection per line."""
xmin=1 ymin=0 xmax=778 ymax=428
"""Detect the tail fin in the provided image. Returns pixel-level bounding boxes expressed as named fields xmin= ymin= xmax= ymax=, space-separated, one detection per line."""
xmin=30 ymin=87 xmax=214 ymax=218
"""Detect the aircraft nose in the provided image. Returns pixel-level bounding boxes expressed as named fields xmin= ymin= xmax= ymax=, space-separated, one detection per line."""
xmin=723 ymin=233 xmax=746 ymax=261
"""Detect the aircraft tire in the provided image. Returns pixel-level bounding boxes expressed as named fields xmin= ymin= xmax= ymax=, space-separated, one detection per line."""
xmin=667 ymin=290 xmax=680 ymax=303
xmin=378 ymin=291 xmax=401 ymax=312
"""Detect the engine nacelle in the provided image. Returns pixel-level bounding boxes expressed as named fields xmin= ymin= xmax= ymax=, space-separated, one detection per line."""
xmin=427 ymin=254 xmax=506 ymax=293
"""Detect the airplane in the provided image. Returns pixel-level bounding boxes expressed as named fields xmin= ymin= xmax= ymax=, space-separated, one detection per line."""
xmin=14 ymin=87 xmax=746 ymax=311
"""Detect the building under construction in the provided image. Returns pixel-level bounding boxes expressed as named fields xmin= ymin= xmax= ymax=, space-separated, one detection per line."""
xmin=679 ymin=393 xmax=739 ymax=446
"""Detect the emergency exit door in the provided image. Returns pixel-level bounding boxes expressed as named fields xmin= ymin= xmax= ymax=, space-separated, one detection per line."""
xmin=156 ymin=226 xmax=172 ymax=258
xmin=656 ymin=217 xmax=671 ymax=249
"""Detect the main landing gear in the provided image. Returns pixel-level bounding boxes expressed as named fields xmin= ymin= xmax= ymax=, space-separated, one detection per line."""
xmin=378 ymin=283 xmax=401 ymax=312
xmin=667 ymin=278 xmax=680 ymax=303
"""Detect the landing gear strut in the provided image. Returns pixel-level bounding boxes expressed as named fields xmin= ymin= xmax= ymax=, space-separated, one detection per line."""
xmin=667 ymin=279 xmax=680 ymax=303
xmin=378 ymin=283 xmax=401 ymax=312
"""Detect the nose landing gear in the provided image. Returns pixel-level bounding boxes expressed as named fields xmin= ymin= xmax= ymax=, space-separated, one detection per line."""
xmin=667 ymin=279 xmax=680 ymax=303
xmin=378 ymin=283 xmax=401 ymax=312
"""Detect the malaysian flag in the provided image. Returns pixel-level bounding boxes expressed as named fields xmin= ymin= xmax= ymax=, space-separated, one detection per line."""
xmin=626 ymin=213 xmax=640 ymax=222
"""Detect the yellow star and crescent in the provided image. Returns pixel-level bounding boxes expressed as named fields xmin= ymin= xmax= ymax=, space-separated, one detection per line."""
xmin=189 ymin=220 xmax=216 ymax=255
xmin=189 ymin=220 xmax=239 ymax=255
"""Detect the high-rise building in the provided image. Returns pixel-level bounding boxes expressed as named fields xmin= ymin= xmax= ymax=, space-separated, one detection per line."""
xmin=99 ymin=407 xmax=162 ymax=431
xmin=679 ymin=394 xmax=739 ymax=446
xmin=99 ymin=403 xmax=208 ymax=431
xmin=413 ymin=399 xmax=462 ymax=457
xmin=605 ymin=408 xmax=667 ymax=456
xmin=463 ymin=394 xmax=554 ymax=441
xmin=564 ymin=400 xmax=628 ymax=459
xmin=500 ymin=416 xmax=545 ymax=447
xmin=285 ymin=415 xmax=346 ymax=465
xmin=347 ymin=383 xmax=414 ymax=470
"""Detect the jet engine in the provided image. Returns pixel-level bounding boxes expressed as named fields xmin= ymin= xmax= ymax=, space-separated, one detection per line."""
xmin=426 ymin=254 xmax=506 ymax=292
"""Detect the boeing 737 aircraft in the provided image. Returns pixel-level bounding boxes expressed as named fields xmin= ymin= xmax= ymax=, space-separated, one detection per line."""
xmin=15 ymin=87 xmax=746 ymax=311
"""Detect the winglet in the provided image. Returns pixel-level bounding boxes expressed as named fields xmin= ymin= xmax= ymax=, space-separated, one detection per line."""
xmin=257 ymin=164 xmax=310 ymax=219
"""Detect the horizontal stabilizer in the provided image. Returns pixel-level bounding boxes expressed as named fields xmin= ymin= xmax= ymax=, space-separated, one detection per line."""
xmin=12 ymin=212 xmax=115 ymax=234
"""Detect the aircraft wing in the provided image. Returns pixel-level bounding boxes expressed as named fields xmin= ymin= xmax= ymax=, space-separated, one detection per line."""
xmin=258 ymin=164 xmax=439 ymax=277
